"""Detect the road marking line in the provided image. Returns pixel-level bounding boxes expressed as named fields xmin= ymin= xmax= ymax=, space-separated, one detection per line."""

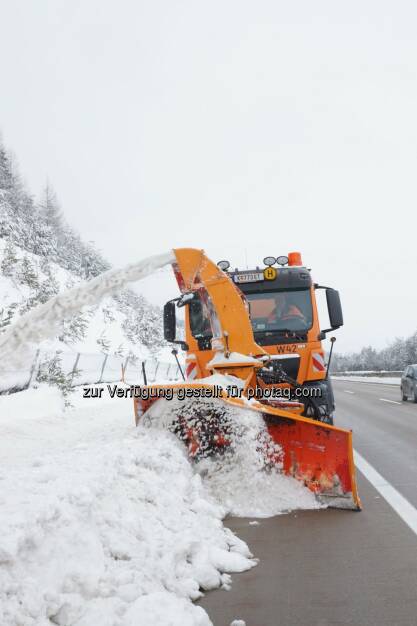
xmin=379 ymin=398 xmax=402 ymax=405
xmin=344 ymin=390 xmax=355 ymax=394
xmin=354 ymin=450 xmax=417 ymax=536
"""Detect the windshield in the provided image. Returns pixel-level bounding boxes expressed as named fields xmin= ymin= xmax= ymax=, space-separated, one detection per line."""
xmin=245 ymin=289 xmax=313 ymax=333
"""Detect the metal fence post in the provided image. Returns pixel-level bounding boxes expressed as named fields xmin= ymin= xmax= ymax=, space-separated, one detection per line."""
xmin=121 ymin=356 xmax=129 ymax=382
xmin=27 ymin=349 xmax=40 ymax=388
xmin=70 ymin=353 xmax=81 ymax=386
xmin=98 ymin=354 xmax=109 ymax=383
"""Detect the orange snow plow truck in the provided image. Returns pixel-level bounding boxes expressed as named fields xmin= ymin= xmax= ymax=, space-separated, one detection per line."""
xmin=134 ymin=248 xmax=361 ymax=510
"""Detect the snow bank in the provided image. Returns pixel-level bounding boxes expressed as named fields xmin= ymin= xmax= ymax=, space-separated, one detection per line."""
xmin=195 ymin=406 xmax=321 ymax=518
xmin=143 ymin=394 xmax=322 ymax=518
xmin=201 ymin=456 xmax=321 ymax=518
xmin=0 ymin=384 xmax=64 ymax=422
xmin=0 ymin=387 xmax=255 ymax=626
xmin=0 ymin=369 xmax=32 ymax=393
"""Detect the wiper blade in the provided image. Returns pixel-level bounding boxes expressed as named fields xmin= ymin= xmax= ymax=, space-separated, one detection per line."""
xmin=254 ymin=330 xmax=306 ymax=342
xmin=275 ymin=329 xmax=306 ymax=341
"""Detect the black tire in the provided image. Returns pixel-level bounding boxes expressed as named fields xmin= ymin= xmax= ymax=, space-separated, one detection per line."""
xmin=401 ymin=386 xmax=408 ymax=401
xmin=414 ymin=390 xmax=417 ymax=404
xmin=323 ymin=413 xmax=334 ymax=426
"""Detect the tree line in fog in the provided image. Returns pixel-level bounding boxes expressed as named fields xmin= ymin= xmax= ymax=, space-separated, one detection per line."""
xmin=331 ymin=331 xmax=417 ymax=372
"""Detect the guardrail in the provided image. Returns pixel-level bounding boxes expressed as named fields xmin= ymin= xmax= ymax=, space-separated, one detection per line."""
xmin=332 ymin=370 xmax=402 ymax=378
xmin=0 ymin=350 xmax=182 ymax=394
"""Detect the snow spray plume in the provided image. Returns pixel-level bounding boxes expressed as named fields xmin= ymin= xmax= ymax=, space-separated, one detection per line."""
xmin=0 ymin=251 xmax=175 ymax=366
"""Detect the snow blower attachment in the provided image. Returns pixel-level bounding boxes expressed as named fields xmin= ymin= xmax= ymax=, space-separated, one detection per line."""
xmin=134 ymin=248 xmax=361 ymax=510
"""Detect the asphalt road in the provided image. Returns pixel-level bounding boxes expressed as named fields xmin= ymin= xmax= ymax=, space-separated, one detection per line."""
xmin=199 ymin=380 xmax=417 ymax=626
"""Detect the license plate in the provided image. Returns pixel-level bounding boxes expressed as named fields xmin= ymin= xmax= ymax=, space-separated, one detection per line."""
xmin=233 ymin=272 xmax=264 ymax=283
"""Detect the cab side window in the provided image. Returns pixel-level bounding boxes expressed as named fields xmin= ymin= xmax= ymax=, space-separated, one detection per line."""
xmin=189 ymin=296 xmax=212 ymax=349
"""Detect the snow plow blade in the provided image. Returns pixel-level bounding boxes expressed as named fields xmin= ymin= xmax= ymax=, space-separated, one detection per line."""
xmin=134 ymin=383 xmax=361 ymax=511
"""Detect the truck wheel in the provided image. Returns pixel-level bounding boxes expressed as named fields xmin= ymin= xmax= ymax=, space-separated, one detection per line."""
xmin=401 ymin=387 xmax=408 ymax=401
xmin=414 ymin=390 xmax=417 ymax=404
xmin=325 ymin=414 xmax=334 ymax=426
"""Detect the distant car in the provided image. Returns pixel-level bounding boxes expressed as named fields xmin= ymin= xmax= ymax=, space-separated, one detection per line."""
xmin=401 ymin=365 xmax=417 ymax=402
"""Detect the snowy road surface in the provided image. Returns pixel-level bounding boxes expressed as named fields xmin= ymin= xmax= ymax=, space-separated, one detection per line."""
xmin=200 ymin=380 xmax=417 ymax=625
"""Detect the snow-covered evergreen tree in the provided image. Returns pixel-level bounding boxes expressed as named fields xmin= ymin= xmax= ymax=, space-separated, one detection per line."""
xmin=0 ymin=302 xmax=18 ymax=334
xmin=18 ymin=256 xmax=39 ymax=289
xmin=1 ymin=239 xmax=18 ymax=276
xmin=59 ymin=312 xmax=90 ymax=344
xmin=39 ymin=183 xmax=63 ymax=235
xmin=36 ymin=351 xmax=74 ymax=400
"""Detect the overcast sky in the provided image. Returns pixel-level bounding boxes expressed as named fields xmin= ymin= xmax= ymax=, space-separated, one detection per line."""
xmin=1 ymin=1 xmax=416 ymax=353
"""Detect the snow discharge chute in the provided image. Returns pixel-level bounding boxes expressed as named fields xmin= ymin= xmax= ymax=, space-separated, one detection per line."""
xmin=134 ymin=248 xmax=361 ymax=510
xmin=0 ymin=251 xmax=175 ymax=366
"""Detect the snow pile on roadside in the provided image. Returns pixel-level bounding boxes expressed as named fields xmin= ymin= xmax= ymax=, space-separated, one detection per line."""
xmin=0 ymin=387 xmax=255 ymax=626
xmin=196 ymin=405 xmax=321 ymax=518
xmin=0 ymin=384 xmax=64 ymax=423
xmin=200 ymin=455 xmax=321 ymax=518
xmin=143 ymin=393 xmax=322 ymax=518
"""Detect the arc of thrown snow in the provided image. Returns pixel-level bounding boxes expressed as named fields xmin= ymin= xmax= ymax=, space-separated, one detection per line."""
xmin=0 ymin=251 xmax=175 ymax=365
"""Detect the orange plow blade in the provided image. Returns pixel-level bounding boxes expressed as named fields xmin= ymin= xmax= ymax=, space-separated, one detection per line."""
xmin=257 ymin=407 xmax=360 ymax=509
xmin=134 ymin=383 xmax=361 ymax=511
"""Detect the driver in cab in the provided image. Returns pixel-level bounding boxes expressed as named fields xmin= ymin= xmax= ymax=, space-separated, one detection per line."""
xmin=267 ymin=293 xmax=305 ymax=325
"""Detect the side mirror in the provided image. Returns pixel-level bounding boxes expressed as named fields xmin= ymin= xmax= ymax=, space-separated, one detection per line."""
xmin=326 ymin=289 xmax=343 ymax=329
xmin=163 ymin=300 xmax=189 ymax=350
xmin=163 ymin=301 xmax=176 ymax=342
